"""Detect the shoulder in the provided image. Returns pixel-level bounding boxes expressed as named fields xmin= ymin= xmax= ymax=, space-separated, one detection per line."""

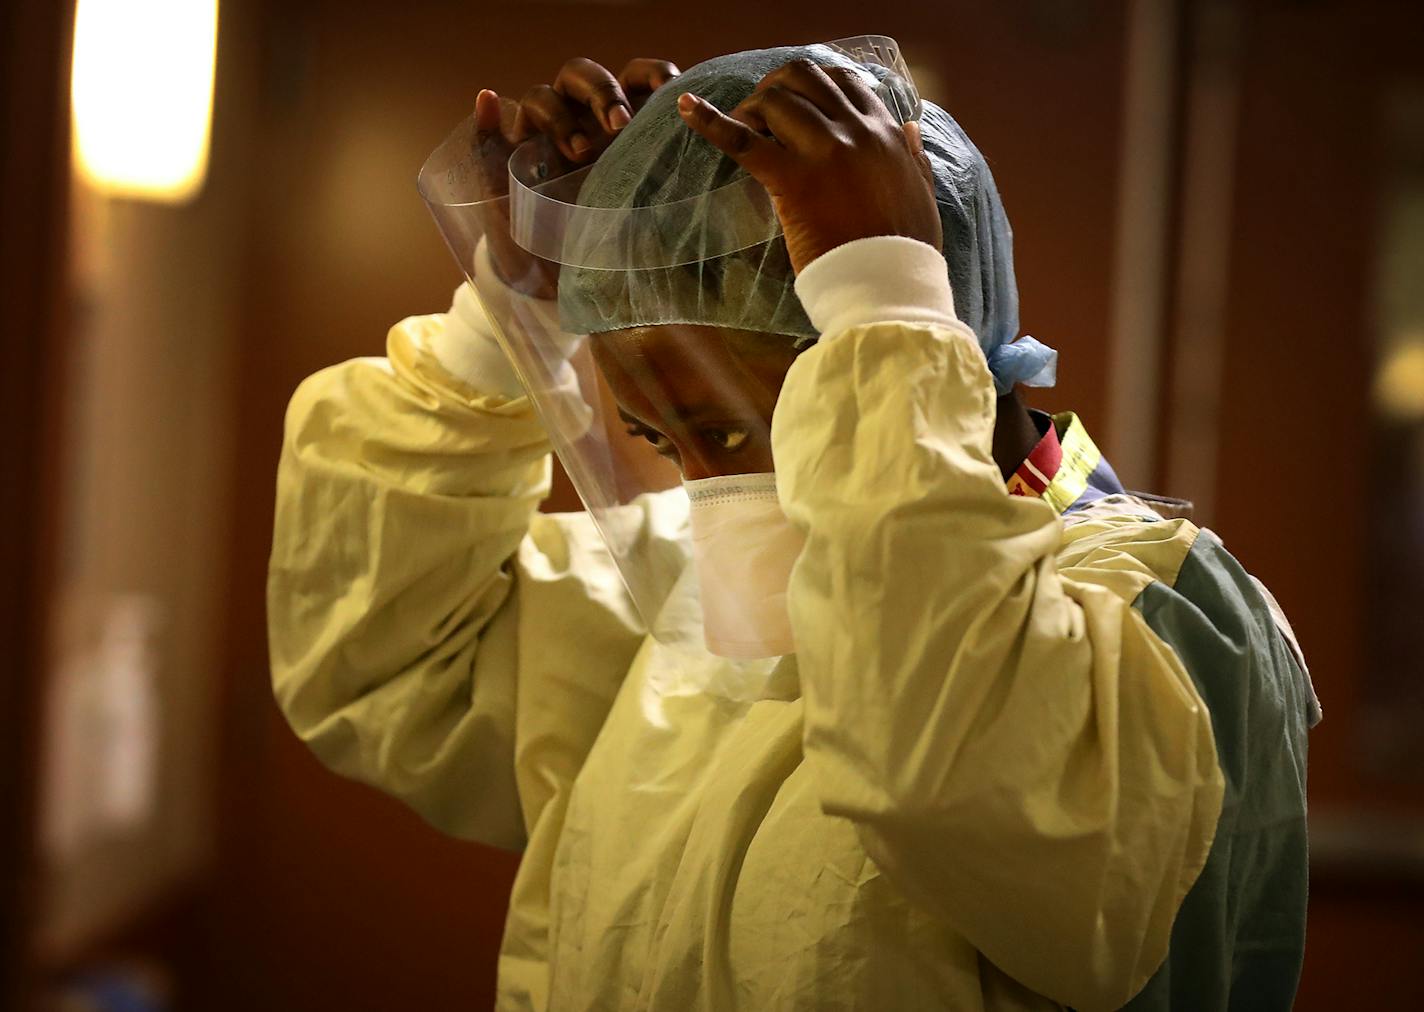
xmin=1055 ymin=493 xmax=1202 ymax=604
xmin=1058 ymin=495 xmax=1319 ymax=779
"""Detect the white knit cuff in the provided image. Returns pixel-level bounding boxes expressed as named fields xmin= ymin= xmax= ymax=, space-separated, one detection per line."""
xmin=428 ymin=279 xmax=525 ymax=399
xmin=793 ymin=235 xmax=960 ymax=338
xmin=427 ymin=238 xmax=578 ymax=400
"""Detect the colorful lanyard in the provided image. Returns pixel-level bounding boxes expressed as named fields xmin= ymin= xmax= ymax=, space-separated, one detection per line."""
xmin=1006 ymin=412 xmax=1104 ymax=514
xmin=1007 ymin=420 xmax=1063 ymax=499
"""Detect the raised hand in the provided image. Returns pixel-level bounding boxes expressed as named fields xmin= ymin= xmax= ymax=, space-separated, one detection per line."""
xmin=470 ymin=57 xmax=681 ymax=295
xmin=676 ymin=58 xmax=941 ymax=274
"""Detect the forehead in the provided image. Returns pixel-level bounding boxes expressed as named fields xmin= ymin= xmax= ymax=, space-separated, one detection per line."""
xmin=591 ymin=324 xmax=798 ymax=418
xmin=595 ymin=323 xmax=728 ymax=363
xmin=593 ymin=324 xmax=794 ymax=369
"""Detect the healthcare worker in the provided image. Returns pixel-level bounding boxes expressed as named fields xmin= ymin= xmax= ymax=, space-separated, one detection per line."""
xmin=268 ymin=41 xmax=1318 ymax=1011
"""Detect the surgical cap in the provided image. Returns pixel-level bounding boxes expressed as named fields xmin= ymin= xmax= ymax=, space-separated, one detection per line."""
xmin=557 ymin=44 xmax=1057 ymax=394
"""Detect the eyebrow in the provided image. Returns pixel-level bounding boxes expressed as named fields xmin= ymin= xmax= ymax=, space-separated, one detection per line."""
xmin=617 ymin=405 xmax=759 ymax=432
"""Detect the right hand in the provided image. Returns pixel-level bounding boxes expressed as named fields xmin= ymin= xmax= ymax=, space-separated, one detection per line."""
xmin=473 ymin=57 xmax=681 ymax=297
xmin=677 ymin=60 xmax=940 ymax=275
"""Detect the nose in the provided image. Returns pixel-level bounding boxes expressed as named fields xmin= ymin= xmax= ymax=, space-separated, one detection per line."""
xmin=676 ymin=446 xmax=720 ymax=483
xmin=677 ymin=448 xmax=765 ymax=484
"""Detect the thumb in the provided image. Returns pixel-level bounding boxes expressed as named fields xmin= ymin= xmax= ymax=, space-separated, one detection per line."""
xmin=902 ymin=120 xmax=935 ymax=192
xmin=678 ymin=92 xmax=778 ymax=178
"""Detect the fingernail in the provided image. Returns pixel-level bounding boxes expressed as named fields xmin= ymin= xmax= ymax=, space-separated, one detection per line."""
xmin=677 ymin=93 xmax=697 ymax=114
xmin=608 ymin=105 xmax=631 ymax=130
xmin=570 ymin=132 xmax=591 ymax=155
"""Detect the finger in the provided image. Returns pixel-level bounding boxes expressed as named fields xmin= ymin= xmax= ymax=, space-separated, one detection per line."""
xmin=618 ymin=58 xmax=682 ymax=97
xmin=732 ymin=86 xmax=830 ymax=152
xmin=755 ymin=58 xmax=849 ymax=118
xmin=677 ymin=92 xmax=781 ymax=175
xmin=474 ymin=89 xmax=502 ymax=134
xmin=516 ymin=84 xmax=592 ymax=160
xmin=471 ymin=90 xmax=517 ymax=196
xmin=497 ymin=94 xmax=522 ymax=145
xmin=822 ymin=65 xmax=883 ymax=117
xmin=903 ymin=120 xmax=937 ymax=194
xmin=475 ymin=91 xmax=521 ymax=159
xmin=554 ymin=57 xmax=634 ymax=134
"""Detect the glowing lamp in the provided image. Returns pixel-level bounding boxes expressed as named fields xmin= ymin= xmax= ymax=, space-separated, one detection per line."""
xmin=70 ymin=0 xmax=219 ymax=203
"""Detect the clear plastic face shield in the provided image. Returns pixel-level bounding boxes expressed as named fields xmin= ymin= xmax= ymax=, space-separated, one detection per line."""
xmin=417 ymin=37 xmax=920 ymax=659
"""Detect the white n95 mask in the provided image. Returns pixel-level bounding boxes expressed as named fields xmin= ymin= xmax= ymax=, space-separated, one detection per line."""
xmin=683 ymin=473 xmax=806 ymax=660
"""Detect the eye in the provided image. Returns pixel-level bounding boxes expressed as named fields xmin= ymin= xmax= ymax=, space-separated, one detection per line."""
xmin=625 ymin=422 xmax=677 ymax=458
xmin=704 ymin=426 xmax=749 ymax=452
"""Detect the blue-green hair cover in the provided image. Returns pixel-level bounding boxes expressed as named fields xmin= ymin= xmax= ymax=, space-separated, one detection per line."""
xmin=558 ymin=44 xmax=1057 ymax=394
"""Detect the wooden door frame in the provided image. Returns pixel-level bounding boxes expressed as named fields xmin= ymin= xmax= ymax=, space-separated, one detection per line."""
xmin=0 ymin=0 xmax=73 ymax=1007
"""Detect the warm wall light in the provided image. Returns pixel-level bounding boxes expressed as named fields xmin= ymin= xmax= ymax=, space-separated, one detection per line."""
xmin=1376 ymin=337 xmax=1424 ymax=422
xmin=70 ymin=0 xmax=219 ymax=203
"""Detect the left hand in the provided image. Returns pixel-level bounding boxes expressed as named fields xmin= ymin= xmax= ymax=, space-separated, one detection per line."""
xmin=472 ymin=56 xmax=681 ymax=296
xmin=676 ymin=58 xmax=942 ymax=274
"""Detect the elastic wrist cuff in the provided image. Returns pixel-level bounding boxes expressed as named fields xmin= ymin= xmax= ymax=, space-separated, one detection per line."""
xmin=793 ymin=235 xmax=959 ymax=338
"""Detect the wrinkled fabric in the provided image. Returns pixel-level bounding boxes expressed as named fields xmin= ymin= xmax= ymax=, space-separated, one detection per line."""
xmin=1121 ymin=532 xmax=1313 ymax=1011
xmin=557 ymin=44 xmax=1057 ymax=394
xmin=266 ymin=287 xmax=1336 ymax=1010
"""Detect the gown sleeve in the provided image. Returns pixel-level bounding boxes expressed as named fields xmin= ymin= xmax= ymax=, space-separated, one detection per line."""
xmin=776 ymin=236 xmax=1226 ymax=1010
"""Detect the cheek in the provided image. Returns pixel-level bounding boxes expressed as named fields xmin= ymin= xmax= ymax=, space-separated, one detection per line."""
xmin=748 ymin=423 xmax=779 ymax=473
xmin=678 ymin=424 xmax=777 ymax=480
xmin=748 ymin=355 xmax=799 ymax=416
xmin=724 ymin=436 xmax=777 ymax=474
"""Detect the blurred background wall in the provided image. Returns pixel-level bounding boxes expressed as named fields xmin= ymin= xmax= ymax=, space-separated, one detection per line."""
xmin=2 ymin=1 xmax=1422 ymax=1009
